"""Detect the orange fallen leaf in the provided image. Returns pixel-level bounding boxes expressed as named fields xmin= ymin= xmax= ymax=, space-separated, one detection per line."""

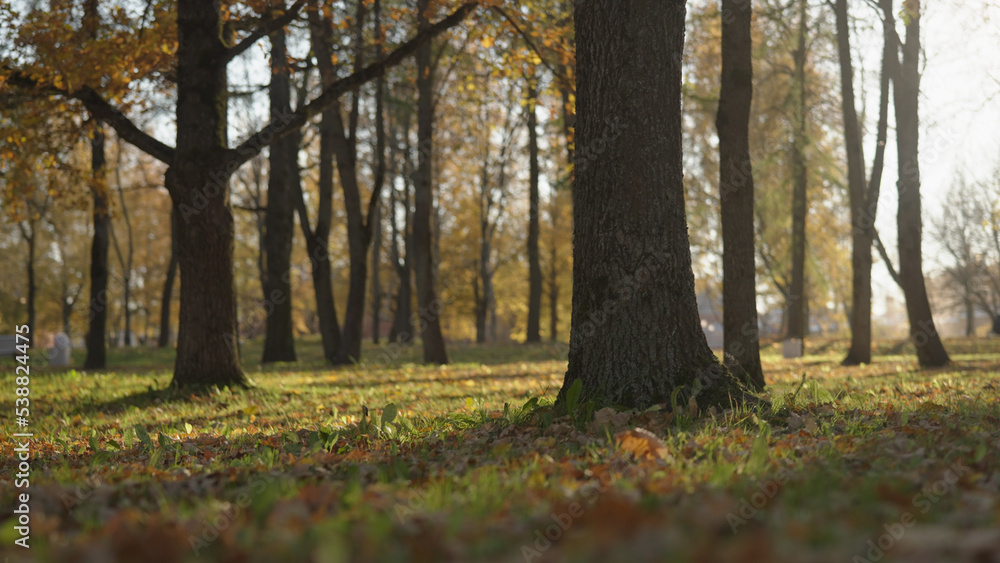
xmin=615 ymin=427 xmax=672 ymax=462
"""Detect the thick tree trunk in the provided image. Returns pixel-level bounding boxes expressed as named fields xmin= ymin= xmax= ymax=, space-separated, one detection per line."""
xmin=561 ymin=0 xmax=754 ymax=410
xmin=158 ymin=208 xmax=178 ymax=348
xmin=716 ymin=0 xmax=765 ymax=390
xmin=891 ymin=0 xmax=950 ymax=367
xmin=786 ymin=0 xmax=808 ymax=345
xmin=261 ymin=25 xmax=298 ymax=364
xmin=412 ymin=0 xmax=449 ymax=364
xmin=84 ymin=126 xmax=109 ymax=369
xmin=169 ymin=0 xmax=246 ymax=388
xmin=526 ymin=79 xmax=543 ymax=343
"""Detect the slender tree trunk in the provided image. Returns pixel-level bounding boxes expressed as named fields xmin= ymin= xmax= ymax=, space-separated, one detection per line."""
xmin=390 ymin=108 xmax=415 ymax=344
xmin=413 ymin=0 xmax=448 ymax=363
xmin=158 ymin=208 xmax=178 ymax=348
xmin=22 ymin=224 xmax=36 ymax=341
xmin=841 ymin=0 xmax=891 ymax=365
xmin=786 ymin=0 xmax=809 ymax=346
xmin=85 ymin=126 xmax=109 ymax=369
xmin=169 ymin=0 xmax=246 ymax=388
xmin=716 ymin=0 xmax=765 ymax=390
xmin=526 ymin=79 xmax=543 ymax=343
xmin=261 ymin=24 xmax=298 ymax=363
xmin=836 ymin=0 xmax=869 ymax=362
xmin=561 ymin=0 xmax=754 ymax=410
xmin=109 ymin=141 xmax=135 ymax=347
xmin=890 ymin=0 xmax=950 ymax=367
xmin=965 ymin=295 xmax=975 ymax=337
xmin=298 ymin=2 xmax=343 ymax=363
xmin=371 ymin=0 xmax=386 ymax=345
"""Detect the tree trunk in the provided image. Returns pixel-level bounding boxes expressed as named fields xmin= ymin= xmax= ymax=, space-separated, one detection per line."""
xmin=158 ymin=207 xmax=178 ymax=348
xmin=526 ymin=78 xmax=543 ymax=343
xmin=169 ymin=0 xmax=246 ymax=388
xmin=716 ymin=0 xmax=765 ymax=390
xmin=23 ymin=224 xmax=36 ymax=342
xmin=561 ymin=0 xmax=755 ymax=410
xmin=786 ymin=0 xmax=808 ymax=346
xmin=891 ymin=0 xmax=950 ymax=367
xmin=84 ymin=126 xmax=109 ymax=369
xmin=389 ymin=107 xmax=414 ymax=345
xmin=412 ymin=0 xmax=448 ymax=364
xmin=965 ymin=295 xmax=975 ymax=337
xmin=371 ymin=0 xmax=386 ymax=345
xmin=261 ymin=24 xmax=298 ymax=364
xmin=839 ymin=0 xmax=890 ymax=366
xmin=299 ymin=2 xmax=343 ymax=363
xmin=110 ymin=141 xmax=135 ymax=347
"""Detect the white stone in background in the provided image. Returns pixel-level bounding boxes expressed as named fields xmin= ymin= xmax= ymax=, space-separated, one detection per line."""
xmin=782 ymin=338 xmax=803 ymax=359
xmin=49 ymin=332 xmax=72 ymax=366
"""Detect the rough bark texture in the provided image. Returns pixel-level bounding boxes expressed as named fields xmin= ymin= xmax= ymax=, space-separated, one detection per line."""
xmin=169 ymin=0 xmax=247 ymax=388
xmin=526 ymin=79 xmax=543 ymax=343
xmin=890 ymin=0 xmax=950 ymax=367
xmin=838 ymin=0 xmax=889 ymax=366
xmin=561 ymin=0 xmax=754 ymax=410
xmin=412 ymin=0 xmax=449 ymax=364
xmin=261 ymin=25 xmax=298 ymax=364
xmin=786 ymin=0 xmax=808 ymax=344
xmin=716 ymin=0 xmax=765 ymax=390
xmin=158 ymin=208 xmax=178 ymax=348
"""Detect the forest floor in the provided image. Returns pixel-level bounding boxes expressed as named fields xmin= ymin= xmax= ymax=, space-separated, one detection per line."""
xmin=1 ymin=337 xmax=999 ymax=562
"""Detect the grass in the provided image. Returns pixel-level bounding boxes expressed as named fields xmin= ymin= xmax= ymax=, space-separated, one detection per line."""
xmin=1 ymin=337 xmax=999 ymax=562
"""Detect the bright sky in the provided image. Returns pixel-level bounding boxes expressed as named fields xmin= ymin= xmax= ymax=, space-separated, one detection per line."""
xmin=850 ymin=0 xmax=1000 ymax=315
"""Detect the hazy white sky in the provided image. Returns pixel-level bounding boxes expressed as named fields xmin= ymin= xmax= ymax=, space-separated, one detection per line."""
xmin=849 ymin=0 xmax=1000 ymax=313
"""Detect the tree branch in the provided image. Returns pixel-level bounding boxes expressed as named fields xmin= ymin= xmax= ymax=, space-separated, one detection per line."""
xmin=224 ymin=0 xmax=308 ymax=63
xmin=3 ymin=70 xmax=176 ymax=165
xmin=229 ymin=1 xmax=478 ymax=167
xmin=873 ymin=229 xmax=903 ymax=288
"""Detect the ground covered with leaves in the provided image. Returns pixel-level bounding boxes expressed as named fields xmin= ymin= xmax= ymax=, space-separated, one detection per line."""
xmin=2 ymin=338 xmax=999 ymax=562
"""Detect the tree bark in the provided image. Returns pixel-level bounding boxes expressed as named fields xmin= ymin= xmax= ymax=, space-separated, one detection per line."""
xmin=561 ymin=0 xmax=755 ymax=410
xmin=158 ymin=207 xmax=178 ymax=348
xmin=412 ymin=0 xmax=449 ymax=364
xmin=526 ymin=78 xmax=543 ymax=343
xmin=169 ymin=0 xmax=246 ymax=388
xmin=890 ymin=0 xmax=950 ymax=367
xmin=786 ymin=0 xmax=808 ymax=345
xmin=84 ymin=126 xmax=109 ymax=369
xmin=716 ymin=0 xmax=765 ymax=390
xmin=261 ymin=23 xmax=298 ymax=364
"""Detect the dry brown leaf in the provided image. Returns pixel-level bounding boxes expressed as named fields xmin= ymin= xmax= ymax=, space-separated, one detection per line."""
xmin=614 ymin=427 xmax=672 ymax=462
